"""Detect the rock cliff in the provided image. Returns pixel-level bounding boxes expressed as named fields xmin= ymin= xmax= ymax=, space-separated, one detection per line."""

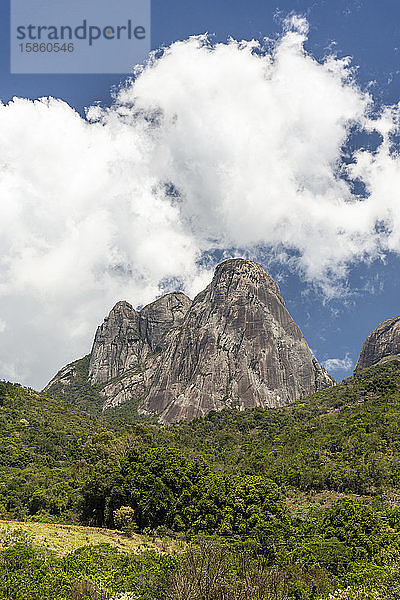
xmin=88 ymin=292 xmax=191 ymax=385
xmin=45 ymin=259 xmax=334 ymax=423
xmin=354 ymin=316 xmax=400 ymax=372
xmin=141 ymin=259 xmax=334 ymax=423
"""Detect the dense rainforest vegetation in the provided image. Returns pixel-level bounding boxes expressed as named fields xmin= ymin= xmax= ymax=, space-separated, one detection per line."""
xmin=2 ymin=361 xmax=400 ymax=598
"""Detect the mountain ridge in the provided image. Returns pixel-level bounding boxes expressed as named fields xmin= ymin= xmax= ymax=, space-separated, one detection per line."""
xmin=45 ymin=258 xmax=335 ymax=423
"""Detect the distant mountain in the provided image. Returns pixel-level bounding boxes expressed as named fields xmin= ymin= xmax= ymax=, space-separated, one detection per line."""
xmin=355 ymin=316 xmax=400 ymax=372
xmin=45 ymin=259 xmax=334 ymax=423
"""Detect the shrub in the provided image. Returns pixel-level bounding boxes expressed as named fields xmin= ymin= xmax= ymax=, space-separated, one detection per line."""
xmin=113 ymin=506 xmax=137 ymax=535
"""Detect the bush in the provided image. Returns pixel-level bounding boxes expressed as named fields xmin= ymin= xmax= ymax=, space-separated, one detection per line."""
xmin=113 ymin=506 xmax=137 ymax=535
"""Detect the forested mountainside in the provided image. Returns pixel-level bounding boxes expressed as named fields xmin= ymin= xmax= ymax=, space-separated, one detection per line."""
xmin=2 ymin=360 xmax=400 ymax=523
xmin=2 ymin=361 xmax=400 ymax=597
xmin=157 ymin=359 xmax=400 ymax=495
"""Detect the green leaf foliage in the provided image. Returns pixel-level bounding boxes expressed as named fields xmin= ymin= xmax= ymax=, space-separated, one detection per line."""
xmin=4 ymin=361 xmax=400 ymax=597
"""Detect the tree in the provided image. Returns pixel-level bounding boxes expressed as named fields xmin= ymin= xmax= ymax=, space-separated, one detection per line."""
xmin=113 ymin=506 xmax=137 ymax=535
xmin=321 ymin=498 xmax=389 ymax=560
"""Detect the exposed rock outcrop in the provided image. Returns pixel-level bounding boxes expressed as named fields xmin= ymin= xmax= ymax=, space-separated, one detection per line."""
xmin=88 ymin=292 xmax=192 ymax=386
xmin=354 ymin=316 xmax=400 ymax=372
xmin=45 ymin=259 xmax=334 ymax=423
xmin=141 ymin=259 xmax=334 ymax=423
xmin=87 ymin=292 xmax=191 ymax=410
xmin=139 ymin=292 xmax=192 ymax=352
xmin=88 ymin=301 xmax=142 ymax=385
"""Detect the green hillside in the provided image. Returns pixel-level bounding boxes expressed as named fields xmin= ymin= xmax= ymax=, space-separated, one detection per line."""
xmin=4 ymin=362 xmax=400 ymax=598
xmin=0 ymin=380 xmax=153 ymax=523
xmin=5 ymin=360 xmax=400 ymax=522
xmin=157 ymin=360 xmax=400 ymax=496
xmin=44 ymin=355 xmax=105 ymax=416
xmin=45 ymin=355 xmax=155 ymax=423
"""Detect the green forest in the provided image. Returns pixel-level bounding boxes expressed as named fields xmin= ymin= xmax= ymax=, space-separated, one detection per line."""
xmin=2 ymin=361 xmax=400 ymax=598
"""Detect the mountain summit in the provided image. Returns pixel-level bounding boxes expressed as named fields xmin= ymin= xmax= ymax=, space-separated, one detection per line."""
xmin=355 ymin=315 xmax=400 ymax=372
xmin=45 ymin=259 xmax=334 ymax=423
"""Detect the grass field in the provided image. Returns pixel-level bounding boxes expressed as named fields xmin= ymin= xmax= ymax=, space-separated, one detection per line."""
xmin=0 ymin=520 xmax=179 ymax=556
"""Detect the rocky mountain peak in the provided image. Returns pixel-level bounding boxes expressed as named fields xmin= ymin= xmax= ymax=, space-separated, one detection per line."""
xmin=109 ymin=300 xmax=136 ymax=315
xmin=46 ymin=259 xmax=335 ymax=423
xmin=139 ymin=292 xmax=192 ymax=352
xmin=355 ymin=315 xmax=400 ymax=372
xmin=212 ymin=258 xmax=285 ymax=304
xmin=88 ymin=300 xmax=140 ymax=385
xmin=88 ymin=291 xmax=192 ymax=388
xmin=141 ymin=259 xmax=334 ymax=423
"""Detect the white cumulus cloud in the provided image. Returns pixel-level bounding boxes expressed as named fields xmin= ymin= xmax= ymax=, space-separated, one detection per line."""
xmin=323 ymin=354 xmax=354 ymax=373
xmin=1 ymin=19 xmax=400 ymax=387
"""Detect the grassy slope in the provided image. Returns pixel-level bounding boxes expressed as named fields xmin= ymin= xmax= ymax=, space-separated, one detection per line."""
xmin=0 ymin=520 xmax=178 ymax=556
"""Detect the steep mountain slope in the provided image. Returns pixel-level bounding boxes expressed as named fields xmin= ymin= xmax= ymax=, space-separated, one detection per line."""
xmin=355 ymin=315 xmax=400 ymax=372
xmin=45 ymin=292 xmax=191 ymax=416
xmin=141 ymin=259 xmax=333 ymax=423
xmin=46 ymin=259 xmax=334 ymax=423
xmin=41 ymin=355 xmax=104 ymax=415
xmin=88 ymin=293 xmax=191 ymax=386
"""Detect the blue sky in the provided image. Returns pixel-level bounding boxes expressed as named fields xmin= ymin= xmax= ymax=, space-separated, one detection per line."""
xmin=1 ymin=0 xmax=400 ymax=386
xmin=3 ymin=1 xmax=400 ymax=111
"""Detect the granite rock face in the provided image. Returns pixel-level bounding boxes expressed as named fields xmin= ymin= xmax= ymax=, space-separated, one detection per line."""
xmin=87 ymin=292 xmax=191 ymax=410
xmin=89 ymin=301 xmax=142 ymax=385
xmin=139 ymin=292 xmax=192 ymax=352
xmin=354 ymin=316 xmax=400 ymax=372
xmin=88 ymin=292 xmax=191 ymax=386
xmin=46 ymin=259 xmax=334 ymax=422
xmin=141 ymin=259 xmax=334 ymax=423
